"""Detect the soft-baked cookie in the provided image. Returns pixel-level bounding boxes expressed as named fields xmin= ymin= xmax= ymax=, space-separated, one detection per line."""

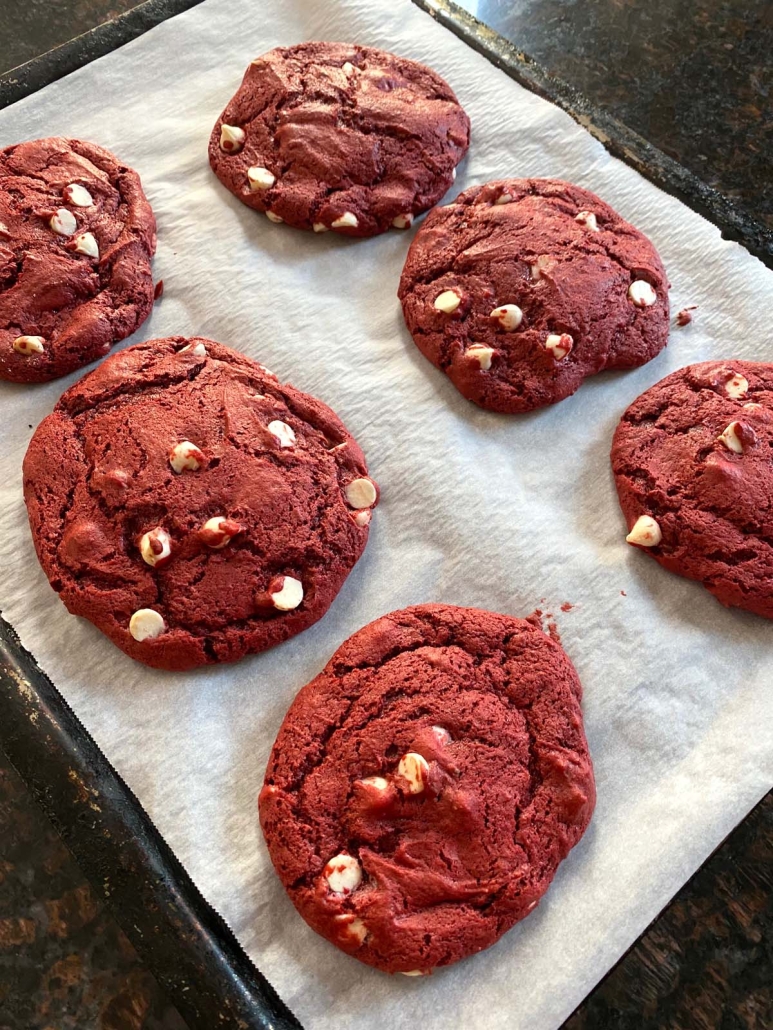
xmin=23 ymin=338 xmax=379 ymax=669
xmin=398 ymin=178 xmax=669 ymax=413
xmin=612 ymin=360 xmax=773 ymax=618
xmin=259 ymin=604 xmax=595 ymax=974
xmin=0 ymin=137 xmax=156 ymax=383
xmin=208 ymin=42 xmax=470 ymax=237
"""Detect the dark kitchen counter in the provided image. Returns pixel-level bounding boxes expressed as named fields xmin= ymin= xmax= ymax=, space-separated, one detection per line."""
xmin=0 ymin=1 xmax=771 ymax=1028
xmin=455 ymin=0 xmax=773 ymax=233
xmin=0 ymin=746 xmax=188 ymax=1030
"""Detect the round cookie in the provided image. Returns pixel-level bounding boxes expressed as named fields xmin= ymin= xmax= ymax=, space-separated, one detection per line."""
xmin=23 ymin=338 xmax=379 ymax=670
xmin=259 ymin=604 xmax=595 ymax=974
xmin=398 ymin=178 xmax=669 ymax=413
xmin=612 ymin=360 xmax=773 ymax=619
xmin=208 ymin=42 xmax=470 ymax=237
xmin=0 ymin=137 xmax=156 ymax=383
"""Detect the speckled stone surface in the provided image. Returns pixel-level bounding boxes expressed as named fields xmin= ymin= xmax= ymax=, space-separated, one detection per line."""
xmin=565 ymin=790 xmax=772 ymax=1029
xmin=0 ymin=0 xmax=139 ymax=71
xmin=457 ymin=0 xmax=773 ymax=232
xmin=0 ymin=747 xmax=189 ymax=1030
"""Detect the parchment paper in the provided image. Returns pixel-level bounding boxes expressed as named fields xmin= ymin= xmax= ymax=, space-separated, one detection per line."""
xmin=1 ymin=1 xmax=772 ymax=1027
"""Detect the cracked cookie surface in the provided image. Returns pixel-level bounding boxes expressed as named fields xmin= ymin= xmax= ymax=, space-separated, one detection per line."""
xmin=259 ymin=604 xmax=595 ymax=974
xmin=208 ymin=42 xmax=470 ymax=237
xmin=398 ymin=178 xmax=669 ymax=413
xmin=23 ymin=338 xmax=378 ymax=670
xmin=612 ymin=360 xmax=773 ymax=619
xmin=0 ymin=137 xmax=156 ymax=383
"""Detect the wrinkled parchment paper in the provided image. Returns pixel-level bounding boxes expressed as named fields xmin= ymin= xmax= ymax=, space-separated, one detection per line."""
xmin=1 ymin=1 xmax=772 ymax=1027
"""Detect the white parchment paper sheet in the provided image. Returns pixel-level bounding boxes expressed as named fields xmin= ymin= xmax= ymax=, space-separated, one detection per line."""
xmin=1 ymin=1 xmax=772 ymax=1027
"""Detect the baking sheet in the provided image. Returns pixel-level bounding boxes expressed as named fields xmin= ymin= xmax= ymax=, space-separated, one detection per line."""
xmin=1 ymin=1 xmax=772 ymax=1027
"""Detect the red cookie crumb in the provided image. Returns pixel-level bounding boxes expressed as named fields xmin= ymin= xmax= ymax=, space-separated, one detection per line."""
xmin=676 ymin=305 xmax=697 ymax=326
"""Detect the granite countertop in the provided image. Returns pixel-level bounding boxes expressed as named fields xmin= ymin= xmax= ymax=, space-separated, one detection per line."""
xmin=456 ymin=0 xmax=773 ymax=233
xmin=0 ymin=747 xmax=188 ymax=1030
xmin=0 ymin=1 xmax=771 ymax=1028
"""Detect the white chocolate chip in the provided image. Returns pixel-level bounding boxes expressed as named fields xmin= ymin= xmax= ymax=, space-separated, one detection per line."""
xmin=400 ymin=970 xmax=426 ymax=977
xmin=353 ymin=509 xmax=372 ymax=528
xmin=331 ymin=212 xmax=358 ymax=229
xmin=64 ymin=183 xmax=93 ymax=207
xmin=743 ymin=402 xmax=763 ymax=412
xmin=724 ymin=373 xmax=748 ymax=400
xmin=129 ymin=608 xmax=166 ymax=642
xmin=344 ymin=477 xmax=377 ymax=509
xmin=179 ymin=342 xmax=207 ymax=357
xmin=247 ymin=166 xmax=276 ymax=191
xmin=628 ymin=280 xmax=657 ymax=307
xmin=431 ymin=726 xmax=452 ymax=745
xmin=13 ymin=335 xmax=45 ymax=355
xmin=397 ymin=752 xmax=429 ymax=794
xmin=267 ymin=420 xmax=296 ymax=448
xmin=270 ymin=575 xmax=303 ymax=611
xmin=334 ymin=914 xmax=368 ymax=944
xmin=392 ymin=213 xmax=413 ymax=229
xmin=0 ymin=222 xmax=10 ymax=237
xmin=544 ymin=333 xmax=574 ymax=360
xmin=266 ymin=211 xmax=284 ymax=223
xmin=490 ymin=304 xmax=523 ymax=330
xmin=313 ymin=222 xmax=329 ymax=233
xmin=139 ymin=527 xmax=172 ymax=567
xmin=466 ymin=344 xmax=495 ymax=371
xmin=49 ymin=208 xmax=77 ymax=236
xmin=258 ymin=364 xmax=277 ymax=378
xmin=717 ymin=421 xmax=749 ymax=454
xmin=219 ymin=124 xmax=245 ymax=152
xmin=324 ymin=854 xmax=362 ymax=895
xmin=360 ymin=776 xmax=389 ymax=791
xmin=494 ymin=191 xmax=512 ymax=205
xmin=451 ymin=167 xmax=457 ymax=181
xmin=575 ymin=210 xmax=599 ymax=231
xmin=342 ymin=61 xmax=356 ymax=76
xmin=530 ymin=255 xmax=553 ymax=280
xmin=200 ymin=516 xmax=240 ymax=549
xmin=73 ymin=232 xmax=99 ymax=258
xmin=433 ymin=289 xmax=461 ymax=314
xmin=169 ymin=441 xmax=205 ymax=473
xmin=626 ymin=515 xmax=662 ymax=547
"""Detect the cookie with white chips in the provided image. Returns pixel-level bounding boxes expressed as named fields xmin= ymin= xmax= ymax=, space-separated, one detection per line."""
xmin=613 ymin=360 xmax=773 ymax=619
xmin=0 ymin=137 xmax=156 ymax=382
xmin=208 ymin=42 xmax=469 ymax=236
xmin=23 ymin=338 xmax=379 ymax=669
xmin=398 ymin=178 xmax=669 ymax=413
xmin=260 ymin=604 xmax=595 ymax=974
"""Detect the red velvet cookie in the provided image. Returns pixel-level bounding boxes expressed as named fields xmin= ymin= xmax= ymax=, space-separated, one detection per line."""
xmin=259 ymin=604 xmax=595 ymax=974
xmin=612 ymin=360 xmax=773 ymax=619
xmin=0 ymin=137 xmax=156 ymax=383
xmin=208 ymin=42 xmax=470 ymax=237
xmin=23 ymin=338 xmax=378 ymax=669
xmin=398 ymin=178 xmax=669 ymax=413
